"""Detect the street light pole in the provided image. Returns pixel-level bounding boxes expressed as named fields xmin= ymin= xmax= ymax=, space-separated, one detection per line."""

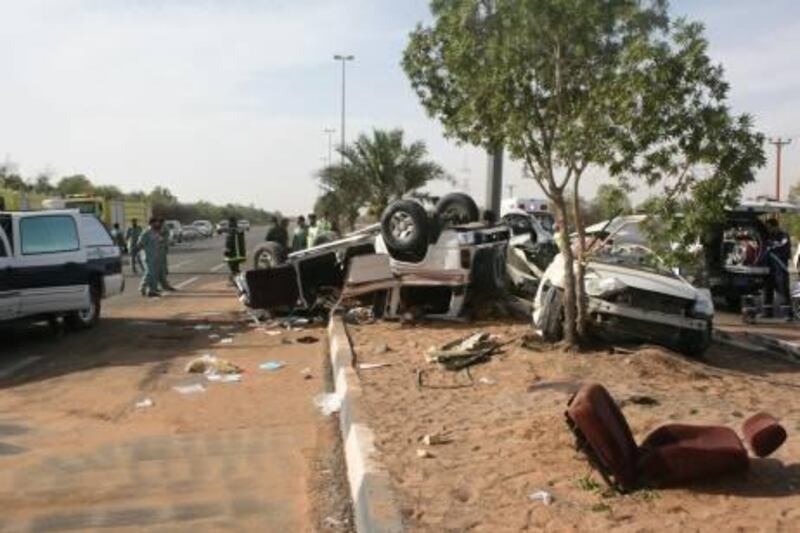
xmin=333 ymin=54 xmax=354 ymax=165
xmin=323 ymin=128 xmax=336 ymax=166
xmin=769 ymin=137 xmax=792 ymax=200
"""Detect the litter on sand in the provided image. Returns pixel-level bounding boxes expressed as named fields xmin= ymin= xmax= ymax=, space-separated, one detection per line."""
xmin=264 ymin=330 xmax=282 ymax=336
xmin=206 ymin=373 xmax=242 ymax=383
xmin=358 ymin=362 xmax=392 ymax=370
xmin=135 ymin=398 xmax=154 ymax=409
xmin=313 ymin=393 xmax=342 ymax=416
xmin=478 ymin=377 xmax=497 ymax=385
xmin=528 ymin=490 xmax=553 ymax=505
xmin=185 ymin=354 xmax=242 ymax=375
xmin=295 ymin=335 xmax=319 ymax=344
xmin=217 ymin=338 xmax=234 ymax=345
xmin=345 ymin=306 xmax=375 ymax=325
xmin=300 ymin=367 xmax=313 ymax=380
xmin=173 ymin=383 xmax=206 ymax=395
xmin=192 ymin=324 xmax=212 ymax=331
xmin=259 ymin=361 xmax=287 ymax=371
xmin=426 ymin=332 xmax=503 ymax=371
xmin=208 ymin=334 xmax=221 ymax=340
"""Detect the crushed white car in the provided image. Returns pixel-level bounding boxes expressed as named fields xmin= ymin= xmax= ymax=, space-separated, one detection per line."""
xmin=533 ymin=240 xmax=714 ymax=357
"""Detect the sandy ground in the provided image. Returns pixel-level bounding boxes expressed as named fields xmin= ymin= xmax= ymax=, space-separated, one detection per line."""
xmin=0 ymin=278 xmax=352 ymax=532
xmin=349 ymin=319 xmax=800 ymax=532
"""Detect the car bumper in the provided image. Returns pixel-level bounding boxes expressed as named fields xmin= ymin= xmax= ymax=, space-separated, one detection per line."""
xmin=103 ymin=273 xmax=125 ymax=298
xmin=589 ymin=298 xmax=709 ymax=331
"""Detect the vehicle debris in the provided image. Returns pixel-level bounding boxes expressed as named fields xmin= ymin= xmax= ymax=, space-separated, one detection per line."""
xmin=345 ymin=306 xmax=375 ymax=325
xmin=358 ymin=362 xmax=392 ymax=370
xmin=566 ymin=383 xmax=788 ymax=491
xmin=528 ymin=490 xmax=553 ymax=506
xmin=426 ymin=332 xmax=503 ymax=371
xmin=173 ymin=383 xmax=206 ymax=395
xmin=313 ymin=393 xmax=342 ymax=416
xmin=259 ymin=361 xmax=286 ymax=371
xmin=135 ymin=398 xmax=154 ymax=409
xmin=185 ymin=354 xmax=242 ymax=375
xmin=420 ymin=432 xmax=450 ymax=446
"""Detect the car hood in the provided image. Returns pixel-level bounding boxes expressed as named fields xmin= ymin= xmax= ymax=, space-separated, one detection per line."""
xmin=543 ymin=254 xmax=698 ymax=301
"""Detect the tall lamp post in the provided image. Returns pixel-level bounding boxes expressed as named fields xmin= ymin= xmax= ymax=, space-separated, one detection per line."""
xmin=333 ymin=54 xmax=354 ymax=165
xmin=323 ymin=128 xmax=336 ymax=166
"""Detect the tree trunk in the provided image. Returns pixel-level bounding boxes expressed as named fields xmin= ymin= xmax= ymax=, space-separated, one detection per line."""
xmin=571 ymin=178 xmax=589 ymax=338
xmin=552 ymin=193 xmax=577 ymax=347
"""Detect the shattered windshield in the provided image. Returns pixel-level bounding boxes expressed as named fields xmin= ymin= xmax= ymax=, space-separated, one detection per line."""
xmin=590 ymin=243 xmax=677 ymax=278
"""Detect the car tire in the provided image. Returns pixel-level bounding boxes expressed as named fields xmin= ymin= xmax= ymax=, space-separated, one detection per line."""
xmin=66 ymin=283 xmax=101 ymax=330
xmin=381 ymin=199 xmax=429 ymax=262
xmin=313 ymin=231 xmax=338 ymax=246
xmin=538 ymin=284 xmax=564 ymax=342
xmin=435 ymin=192 xmax=480 ymax=226
xmin=252 ymin=241 xmax=287 ymax=270
xmin=678 ymin=322 xmax=711 ymax=359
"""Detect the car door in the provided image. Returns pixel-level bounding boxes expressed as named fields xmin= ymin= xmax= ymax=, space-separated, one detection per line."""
xmin=15 ymin=212 xmax=90 ymax=317
xmin=0 ymin=227 xmax=20 ymax=320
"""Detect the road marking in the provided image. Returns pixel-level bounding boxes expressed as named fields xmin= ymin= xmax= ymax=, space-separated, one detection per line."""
xmin=0 ymin=356 xmax=43 ymax=380
xmin=174 ymin=276 xmax=200 ymax=290
xmin=211 ymin=262 xmax=227 ymax=272
xmin=171 ymin=260 xmax=193 ymax=270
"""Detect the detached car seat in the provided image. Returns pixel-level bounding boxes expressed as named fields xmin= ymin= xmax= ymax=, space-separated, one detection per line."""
xmin=565 ymin=383 xmax=776 ymax=491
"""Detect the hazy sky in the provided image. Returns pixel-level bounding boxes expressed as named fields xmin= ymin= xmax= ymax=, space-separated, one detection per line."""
xmin=1 ymin=0 xmax=798 ymax=214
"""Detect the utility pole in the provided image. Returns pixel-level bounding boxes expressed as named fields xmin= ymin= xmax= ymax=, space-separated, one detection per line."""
xmin=333 ymin=54 xmax=354 ymax=165
xmin=485 ymin=147 xmax=503 ymax=218
xmin=323 ymin=128 xmax=336 ymax=166
xmin=769 ymin=137 xmax=792 ymax=200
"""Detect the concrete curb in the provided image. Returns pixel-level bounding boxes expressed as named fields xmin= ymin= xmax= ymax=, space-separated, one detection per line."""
xmin=714 ymin=328 xmax=800 ymax=363
xmin=327 ymin=316 xmax=404 ymax=533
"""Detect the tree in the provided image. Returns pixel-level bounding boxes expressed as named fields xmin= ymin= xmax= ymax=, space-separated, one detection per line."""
xmin=403 ymin=0 xmax=764 ymax=346
xmin=592 ymin=184 xmax=632 ymax=222
xmin=94 ymin=185 xmax=124 ymax=199
xmin=57 ymin=174 xmax=93 ymax=196
xmin=318 ymin=128 xmax=450 ymax=219
xmin=32 ymin=174 xmax=55 ymax=195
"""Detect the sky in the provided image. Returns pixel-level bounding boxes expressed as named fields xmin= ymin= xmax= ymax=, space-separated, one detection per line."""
xmin=1 ymin=0 xmax=799 ymax=215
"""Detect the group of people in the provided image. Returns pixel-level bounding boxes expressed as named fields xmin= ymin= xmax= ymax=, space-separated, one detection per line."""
xmin=119 ymin=218 xmax=176 ymax=297
xmin=263 ymin=213 xmax=332 ymax=252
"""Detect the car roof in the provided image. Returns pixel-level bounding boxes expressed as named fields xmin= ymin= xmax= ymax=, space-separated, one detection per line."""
xmin=731 ymin=199 xmax=800 ymax=214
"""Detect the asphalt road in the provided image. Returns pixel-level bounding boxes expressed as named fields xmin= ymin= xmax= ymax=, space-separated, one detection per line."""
xmin=0 ymin=227 xmax=348 ymax=531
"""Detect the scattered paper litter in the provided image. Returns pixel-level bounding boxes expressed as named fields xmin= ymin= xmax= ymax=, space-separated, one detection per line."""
xmin=135 ymin=398 xmax=154 ymax=409
xmin=358 ymin=362 xmax=392 ymax=370
xmin=478 ymin=377 xmax=497 ymax=385
xmin=528 ymin=490 xmax=553 ymax=505
xmin=259 ymin=361 xmax=286 ymax=371
xmin=173 ymin=383 xmax=206 ymax=395
xmin=185 ymin=354 xmax=242 ymax=375
xmin=313 ymin=393 xmax=342 ymax=416
xmin=264 ymin=330 xmax=282 ymax=336
xmin=206 ymin=373 xmax=242 ymax=383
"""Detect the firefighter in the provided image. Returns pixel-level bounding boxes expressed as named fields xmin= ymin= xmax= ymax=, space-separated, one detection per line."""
xmin=224 ymin=216 xmax=247 ymax=281
xmin=125 ymin=218 xmax=144 ymax=274
xmin=137 ymin=218 xmax=163 ymax=297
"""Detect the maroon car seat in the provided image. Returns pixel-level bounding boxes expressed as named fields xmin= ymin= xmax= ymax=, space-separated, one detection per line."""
xmin=566 ymin=383 xmax=750 ymax=491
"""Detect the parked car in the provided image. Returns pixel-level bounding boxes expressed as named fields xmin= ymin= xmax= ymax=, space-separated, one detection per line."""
xmin=0 ymin=210 xmax=121 ymax=329
xmin=238 ymin=219 xmax=251 ymax=232
xmin=238 ymin=193 xmax=509 ymax=319
xmin=180 ymin=225 xmax=203 ymax=241
xmin=191 ymin=220 xmax=214 ymax=237
xmin=216 ymin=220 xmax=229 ymax=235
xmin=164 ymin=219 xmax=182 ymax=244
xmin=704 ymin=199 xmax=800 ymax=309
xmin=533 ymin=240 xmax=714 ymax=357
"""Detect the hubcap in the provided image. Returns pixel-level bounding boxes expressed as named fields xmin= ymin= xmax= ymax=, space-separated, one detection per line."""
xmin=389 ymin=212 xmax=416 ymax=243
xmin=78 ymin=301 xmax=95 ymax=322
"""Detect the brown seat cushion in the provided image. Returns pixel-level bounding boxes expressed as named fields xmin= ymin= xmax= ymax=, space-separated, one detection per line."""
xmin=565 ymin=383 xmax=639 ymax=492
xmin=638 ymin=424 xmax=749 ymax=486
xmin=742 ymin=412 xmax=787 ymax=458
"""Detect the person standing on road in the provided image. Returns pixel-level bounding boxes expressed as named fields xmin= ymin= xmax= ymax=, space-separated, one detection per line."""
xmin=158 ymin=218 xmax=176 ymax=292
xmin=137 ymin=218 xmax=163 ymax=297
xmin=306 ymin=213 xmax=318 ymax=248
xmin=292 ymin=215 xmax=308 ymax=251
xmin=763 ymin=218 xmax=792 ymax=316
xmin=125 ymin=218 xmax=144 ymax=274
xmin=110 ymin=223 xmax=126 ymax=251
xmin=265 ymin=217 xmax=289 ymax=248
xmin=224 ymin=216 xmax=247 ymax=281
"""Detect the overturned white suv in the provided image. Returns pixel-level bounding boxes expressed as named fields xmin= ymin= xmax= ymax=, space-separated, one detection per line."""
xmin=533 ymin=240 xmax=714 ymax=357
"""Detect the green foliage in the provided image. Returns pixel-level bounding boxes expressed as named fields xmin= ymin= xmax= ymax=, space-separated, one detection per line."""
xmin=317 ymin=128 xmax=450 ymax=225
xmin=592 ymin=184 xmax=633 ymax=222
xmin=403 ymin=0 xmax=765 ymax=343
xmin=56 ymin=174 xmax=94 ymax=196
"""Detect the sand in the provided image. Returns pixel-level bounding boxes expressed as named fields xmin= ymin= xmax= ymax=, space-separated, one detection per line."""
xmin=350 ymin=319 xmax=800 ymax=532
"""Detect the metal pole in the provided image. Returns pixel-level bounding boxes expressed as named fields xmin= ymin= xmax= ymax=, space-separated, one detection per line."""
xmin=485 ymin=147 xmax=503 ymax=218
xmin=769 ymin=137 xmax=792 ymax=200
xmin=323 ymin=128 xmax=335 ymax=166
xmin=334 ymin=54 xmax=354 ymax=165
